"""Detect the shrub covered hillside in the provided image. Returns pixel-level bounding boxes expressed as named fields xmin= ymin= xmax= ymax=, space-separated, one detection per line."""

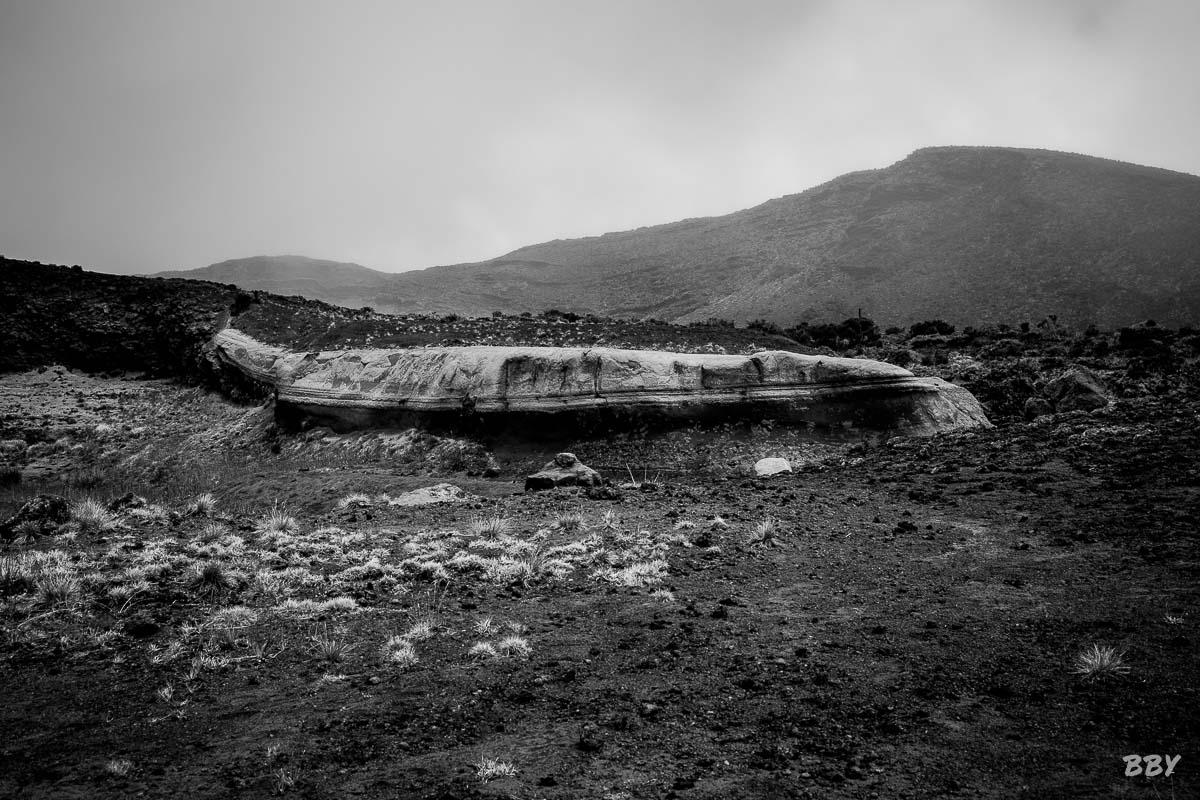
xmin=0 ymin=259 xmax=239 ymax=378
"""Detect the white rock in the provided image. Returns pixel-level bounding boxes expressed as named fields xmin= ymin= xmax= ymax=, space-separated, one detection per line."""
xmin=209 ymin=327 xmax=992 ymax=435
xmin=755 ymin=457 xmax=792 ymax=477
xmin=386 ymin=483 xmax=474 ymax=506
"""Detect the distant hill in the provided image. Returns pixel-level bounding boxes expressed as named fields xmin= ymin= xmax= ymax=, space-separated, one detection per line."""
xmin=171 ymin=148 xmax=1200 ymax=327
xmin=155 ymin=255 xmax=391 ymax=310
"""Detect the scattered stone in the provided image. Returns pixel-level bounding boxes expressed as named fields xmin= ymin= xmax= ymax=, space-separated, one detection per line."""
xmin=524 ymin=452 xmax=602 ymax=492
xmin=1044 ymin=367 xmax=1110 ymax=413
xmin=754 ymin=457 xmax=792 ymax=477
xmin=576 ymin=722 xmax=604 ymax=752
xmin=386 ymin=483 xmax=476 ymax=506
xmin=107 ymin=492 xmax=148 ymax=513
xmin=1023 ymin=397 xmax=1054 ymax=420
xmin=0 ymin=494 xmax=69 ymax=539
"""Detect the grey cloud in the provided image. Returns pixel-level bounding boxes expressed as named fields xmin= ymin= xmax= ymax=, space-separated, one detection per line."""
xmin=1 ymin=0 xmax=1197 ymax=275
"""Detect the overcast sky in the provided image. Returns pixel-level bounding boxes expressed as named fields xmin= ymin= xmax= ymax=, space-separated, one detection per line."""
xmin=2 ymin=0 xmax=1198 ymax=275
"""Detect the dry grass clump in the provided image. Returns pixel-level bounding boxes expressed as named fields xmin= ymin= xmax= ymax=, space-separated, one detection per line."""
xmin=475 ymin=757 xmax=516 ymax=782
xmin=404 ymin=619 xmax=437 ymax=641
xmin=467 ymin=514 xmax=511 ymax=539
xmin=208 ymin=605 xmax=258 ymax=628
xmin=381 ymin=635 xmax=419 ymax=668
xmin=185 ymin=561 xmax=241 ymax=599
xmin=748 ymin=517 xmax=780 ymax=547
xmin=469 ymin=641 xmax=499 ymax=659
xmin=335 ymin=492 xmax=372 ymax=510
xmin=496 ymin=635 xmax=532 ymax=658
xmin=9 ymin=520 xmax=41 ymax=544
xmin=310 ymin=626 xmax=354 ymax=663
xmin=71 ymin=498 xmax=119 ymax=534
xmin=277 ymin=597 xmax=358 ymax=615
xmin=35 ymin=570 xmax=82 ymax=606
xmin=553 ymin=511 xmax=586 ymax=533
xmin=1073 ymin=644 xmax=1130 ymax=681
xmin=185 ymin=493 xmax=217 ymax=517
xmin=255 ymin=506 xmax=299 ymax=538
xmin=596 ymin=559 xmax=669 ymax=587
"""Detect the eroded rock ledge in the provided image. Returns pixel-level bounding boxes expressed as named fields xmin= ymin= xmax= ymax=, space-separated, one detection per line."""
xmin=207 ymin=327 xmax=990 ymax=437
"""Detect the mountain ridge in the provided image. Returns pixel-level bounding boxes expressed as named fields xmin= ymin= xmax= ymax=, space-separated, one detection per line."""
xmin=168 ymin=147 xmax=1200 ymax=326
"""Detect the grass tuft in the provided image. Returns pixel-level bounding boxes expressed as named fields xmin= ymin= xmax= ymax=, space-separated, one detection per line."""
xmin=748 ymin=517 xmax=780 ymax=546
xmin=381 ymin=635 xmax=419 ymax=668
xmin=467 ymin=514 xmax=511 ymax=539
xmin=335 ymin=492 xmax=372 ymax=510
xmin=496 ymin=635 xmax=532 ymax=658
xmin=256 ymin=506 xmax=298 ymax=538
xmin=310 ymin=626 xmax=354 ymax=663
xmin=1072 ymin=644 xmax=1130 ymax=681
xmin=186 ymin=492 xmax=218 ymax=516
xmin=186 ymin=561 xmax=238 ymax=598
xmin=475 ymin=757 xmax=516 ymax=782
xmin=71 ymin=498 xmax=119 ymax=534
xmin=554 ymin=511 xmax=586 ymax=533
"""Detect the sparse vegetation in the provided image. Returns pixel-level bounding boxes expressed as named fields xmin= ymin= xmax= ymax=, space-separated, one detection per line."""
xmin=475 ymin=757 xmax=516 ymax=782
xmin=1073 ymin=644 xmax=1131 ymax=681
xmin=381 ymin=635 xmax=419 ymax=668
xmin=70 ymin=498 xmax=119 ymax=534
xmin=310 ymin=626 xmax=354 ymax=664
xmin=3 ymin=259 xmax=1200 ymax=798
xmin=467 ymin=514 xmax=511 ymax=538
xmin=749 ymin=517 xmax=780 ymax=547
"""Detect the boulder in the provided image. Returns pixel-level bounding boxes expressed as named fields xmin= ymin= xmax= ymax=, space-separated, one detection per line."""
xmin=0 ymin=439 xmax=28 ymax=458
xmin=1023 ymin=397 xmax=1054 ymax=420
xmin=525 ymin=452 xmax=602 ymax=492
xmin=1045 ymin=368 xmax=1110 ymax=413
xmin=0 ymin=494 xmax=70 ymax=539
xmin=754 ymin=457 xmax=792 ymax=477
xmin=387 ymin=483 xmax=475 ymax=507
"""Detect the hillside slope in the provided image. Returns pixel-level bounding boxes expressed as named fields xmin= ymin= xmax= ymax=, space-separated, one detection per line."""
xmin=155 ymin=255 xmax=391 ymax=310
xmin=377 ymin=147 xmax=1200 ymax=326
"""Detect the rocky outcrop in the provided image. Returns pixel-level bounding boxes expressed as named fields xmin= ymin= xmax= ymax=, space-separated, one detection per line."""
xmin=208 ymin=327 xmax=991 ymax=438
xmin=1 ymin=494 xmax=69 ymax=539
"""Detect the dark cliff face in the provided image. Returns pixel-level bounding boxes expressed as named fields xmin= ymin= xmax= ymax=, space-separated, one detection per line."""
xmin=358 ymin=147 xmax=1200 ymax=327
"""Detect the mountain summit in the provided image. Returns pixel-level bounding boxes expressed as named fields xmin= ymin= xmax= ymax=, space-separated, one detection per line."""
xmin=178 ymin=148 xmax=1200 ymax=326
xmin=155 ymin=255 xmax=393 ymax=309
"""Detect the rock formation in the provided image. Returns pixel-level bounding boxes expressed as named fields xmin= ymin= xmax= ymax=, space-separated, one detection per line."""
xmin=525 ymin=453 xmax=603 ymax=492
xmin=207 ymin=327 xmax=991 ymax=438
xmin=754 ymin=458 xmax=793 ymax=477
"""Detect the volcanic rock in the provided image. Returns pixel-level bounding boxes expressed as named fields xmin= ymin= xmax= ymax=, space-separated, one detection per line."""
xmin=387 ymin=484 xmax=475 ymax=507
xmin=209 ymin=327 xmax=992 ymax=438
xmin=1 ymin=494 xmax=69 ymax=539
xmin=1023 ymin=397 xmax=1054 ymax=420
xmin=525 ymin=453 xmax=602 ymax=492
xmin=754 ymin=457 xmax=792 ymax=477
xmin=1044 ymin=367 xmax=1110 ymax=413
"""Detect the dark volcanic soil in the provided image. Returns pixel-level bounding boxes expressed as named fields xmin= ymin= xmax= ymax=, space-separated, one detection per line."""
xmin=1 ymin=381 xmax=1198 ymax=799
xmin=1 ymin=260 xmax=1197 ymax=798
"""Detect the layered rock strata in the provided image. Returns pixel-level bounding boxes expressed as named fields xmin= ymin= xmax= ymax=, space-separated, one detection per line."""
xmin=207 ymin=328 xmax=990 ymax=437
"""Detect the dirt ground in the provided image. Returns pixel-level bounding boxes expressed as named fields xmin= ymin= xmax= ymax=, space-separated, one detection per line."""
xmin=1 ymin=370 xmax=1197 ymax=799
